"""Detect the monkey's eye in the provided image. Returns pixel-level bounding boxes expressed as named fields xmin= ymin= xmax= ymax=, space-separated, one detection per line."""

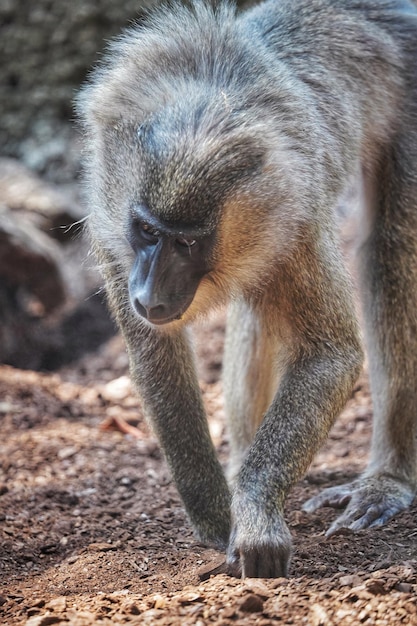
xmin=175 ymin=237 xmax=197 ymax=248
xmin=139 ymin=222 xmax=161 ymax=244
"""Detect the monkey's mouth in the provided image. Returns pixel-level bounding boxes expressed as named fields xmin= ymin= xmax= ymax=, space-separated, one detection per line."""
xmin=147 ymin=311 xmax=184 ymax=326
xmin=131 ymin=297 xmax=191 ymax=326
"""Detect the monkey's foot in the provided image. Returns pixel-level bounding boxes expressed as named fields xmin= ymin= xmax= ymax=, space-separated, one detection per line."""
xmin=303 ymin=474 xmax=415 ymax=536
xmin=226 ymin=507 xmax=292 ymax=578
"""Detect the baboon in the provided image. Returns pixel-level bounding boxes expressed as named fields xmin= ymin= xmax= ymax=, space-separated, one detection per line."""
xmin=78 ymin=0 xmax=417 ymax=577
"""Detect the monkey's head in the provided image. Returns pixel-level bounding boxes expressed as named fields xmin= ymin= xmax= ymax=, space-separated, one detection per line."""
xmin=124 ymin=102 xmax=268 ymax=326
xmin=78 ymin=9 xmax=312 ymax=328
xmin=80 ymin=90 xmax=308 ymax=327
xmin=80 ymin=80 xmax=289 ymax=326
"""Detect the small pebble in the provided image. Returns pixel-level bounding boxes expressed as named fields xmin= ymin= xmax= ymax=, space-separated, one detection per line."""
xmin=239 ymin=593 xmax=264 ymax=613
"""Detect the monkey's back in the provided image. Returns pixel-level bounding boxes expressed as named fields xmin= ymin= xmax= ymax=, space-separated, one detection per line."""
xmin=81 ymin=0 xmax=417 ymax=173
xmin=239 ymin=0 xmax=417 ymax=134
xmin=79 ymin=0 xmax=417 ymax=254
xmin=241 ymin=0 xmax=417 ymax=86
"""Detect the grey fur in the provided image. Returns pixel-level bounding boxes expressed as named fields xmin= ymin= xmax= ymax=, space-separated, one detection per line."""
xmin=78 ymin=0 xmax=417 ymax=577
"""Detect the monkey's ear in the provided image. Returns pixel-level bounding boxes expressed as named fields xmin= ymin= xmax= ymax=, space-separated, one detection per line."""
xmin=76 ymin=27 xmax=160 ymax=131
xmin=76 ymin=72 xmax=129 ymax=130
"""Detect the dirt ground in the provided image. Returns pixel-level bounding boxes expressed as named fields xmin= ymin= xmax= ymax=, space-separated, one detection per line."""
xmin=1 ymin=312 xmax=416 ymax=626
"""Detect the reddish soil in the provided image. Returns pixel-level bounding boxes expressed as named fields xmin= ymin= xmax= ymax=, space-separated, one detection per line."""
xmin=1 ymin=313 xmax=416 ymax=625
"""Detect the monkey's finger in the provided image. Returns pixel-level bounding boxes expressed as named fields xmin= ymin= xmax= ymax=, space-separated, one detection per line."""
xmin=325 ymin=477 xmax=416 ymax=536
xmin=346 ymin=505 xmax=383 ymax=531
xmin=326 ymin=503 xmax=384 ymax=536
xmin=241 ymin=545 xmax=290 ymax=578
xmin=225 ymin=553 xmax=242 ymax=579
xmin=326 ymin=515 xmax=356 ymax=536
xmin=302 ymin=485 xmax=353 ymax=513
xmin=225 ymin=530 xmax=243 ymax=578
xmin=350 ymin=501 xmax=408 ymax=531
xmin=325 ymin=501 xmax=369 ymax=535
xmin=369 ymin=515 xmax=394 ymax=529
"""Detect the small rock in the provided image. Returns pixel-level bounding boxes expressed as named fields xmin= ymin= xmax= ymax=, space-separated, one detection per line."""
xmin=45 ymin=597 xmax=67 ymax=612
xmin=197 ymin=555 xmax=227 ymax=581
xmin=66 ymin=555 xmax=78 ymax=564
xmin=269 ymin=577 xmax=290 ymax=589
xmin=395 ymin=582 xmax=413 ymax=593
xmin=221 ymin=606 xmax=236 ymax=618
xmin=40 ymin=544 xmax=58 ymax=554
xmin=31 ymin=600 xmax=46 ymax=609
xmin=309 ymin=603 xmax=331 ymax=626
xmin=152 ymin=595 xmax=167 ymax=609
xmin=365 ymin=579 xmax=387 ymax=595
xmin=239 ymin=593 xmax=264 ymax=613
xmin=57 ymin=446 xmax=78 ymax=460
xmin=127 ymin=602 xmax=141 ymax=615
xmin=244 ymin=580 xmax=272 ymax=599
xmin=0 ymin=402 xmax=15 ymax=414
xmin=339 ymin=574 xmax=362 ymax=587
xmin=87 ymin=542 xmax=114 ymax=552
xmin=177 ymin=591 xmax=202 ymax=605
xmin=25 ymin=615 xmax=62 ymax=626
xmin=25 ymin=618 xmax=43 ymax=626
xmin=102 ymin=376 xmax=131 ymax=401
xmin=137 ymin=608 xmax=163 ymax=624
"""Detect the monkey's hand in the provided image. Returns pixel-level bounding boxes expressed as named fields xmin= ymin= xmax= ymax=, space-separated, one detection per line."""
xmin=226 ymin=496 xmax=292 ymax=578
xmin=303 ymin=474 xmax=415 ymax=535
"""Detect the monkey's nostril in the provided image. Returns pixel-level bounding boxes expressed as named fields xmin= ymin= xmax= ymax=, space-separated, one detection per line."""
xmin=133 ymin=298 xmax=149 ymax=319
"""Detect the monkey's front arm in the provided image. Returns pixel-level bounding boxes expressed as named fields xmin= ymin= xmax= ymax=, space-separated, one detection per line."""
xmin=227 ymin=347 xmax=362 ymax=577
xmin=225 ymin=240 xmax=364 ymax=577
xmin=94 ymin=249 xmax=231 ymax=547
xmin=124 ymin=320 xmax=232 ymax=547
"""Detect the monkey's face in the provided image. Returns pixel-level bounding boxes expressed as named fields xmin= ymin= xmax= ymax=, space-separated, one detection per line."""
xmin=127 ymin=204 xmax=216 ymax=325
xmin=119 ymin=106 xmax=268 ymax=326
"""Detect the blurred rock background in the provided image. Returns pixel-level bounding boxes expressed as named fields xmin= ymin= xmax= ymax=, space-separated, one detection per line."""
xmin=0 ymin=0 xmax=163 ymax=369
xmin=1 ymin=0 xmax=161 ymax=181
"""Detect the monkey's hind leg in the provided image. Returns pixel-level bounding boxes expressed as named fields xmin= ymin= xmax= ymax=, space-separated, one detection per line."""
xmin=304 ymin=139 xmax=417 ymax=535
xmin=223 ymin=299 xmax=278 ymax=485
